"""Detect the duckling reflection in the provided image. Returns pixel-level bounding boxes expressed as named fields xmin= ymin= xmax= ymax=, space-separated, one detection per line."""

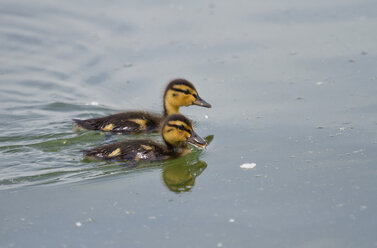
xmin=162 ymin=134 xmax=213 ymax=193
xmin=163 ymin=159 xmax=207 ymax=193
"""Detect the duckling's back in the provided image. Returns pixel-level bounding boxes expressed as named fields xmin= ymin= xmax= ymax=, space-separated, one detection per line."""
xmin=74 ymin=111 xmax=161 ymax=134
xmin=83 ymin=139 xmax=169 ymax=162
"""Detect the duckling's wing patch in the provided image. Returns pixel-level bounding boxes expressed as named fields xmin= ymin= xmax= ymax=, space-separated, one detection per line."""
xmin=108 ymin=148 xmax=121 ymax=157
xmin=83 ymin=139 xmax=167 ymax=162
xmin=75 ymin=112 xmax=162 ymax=133
xmin=128 ymin=119 xmax=147 ymax=131
xmin=101 ymin=123 xmax=115 ymax=131
xmin=109 ymin=112 xmax=161 ymax=133
xmin=129 ymin=141 xmax=166 ymax=162
xmin=140 ymin=144 xmax=153 ymax=151
xmin=106 ymin=119 xmax=149 ymax=133
xmin=107 ymin=120 xmax=140 ymax=133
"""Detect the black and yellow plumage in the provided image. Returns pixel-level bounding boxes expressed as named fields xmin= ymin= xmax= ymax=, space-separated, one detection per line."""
xmin=73 ymin=79 xmax=211 ymax=134
xmin=83 ymin=114 xmax=207 ymax=162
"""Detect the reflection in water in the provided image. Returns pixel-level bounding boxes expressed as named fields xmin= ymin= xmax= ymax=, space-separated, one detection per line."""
xmin=162 ymin=135 xmax=213 ymax=193
xmin=163 ymin=159 xmax=207 ymax=193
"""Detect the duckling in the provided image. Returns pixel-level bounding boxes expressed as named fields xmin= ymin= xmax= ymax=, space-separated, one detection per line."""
xmin=73 ymin=79 xmax=211 ymax=134
xmin=83 ymin=114 xmax=207 ymax=162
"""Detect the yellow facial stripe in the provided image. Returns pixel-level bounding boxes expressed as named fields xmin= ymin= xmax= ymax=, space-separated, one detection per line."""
xmin=140 ymin=144 xmax=153 ymax=151
xmin=108 ymin=148 xmax=121 ymax=157
xmin=167 ymin=120 xmax=192 ymax=131
xmin=129 ymin=119 xmax=147 ymax=130
xmin=102 ymin=123 xmax=114 ymax=131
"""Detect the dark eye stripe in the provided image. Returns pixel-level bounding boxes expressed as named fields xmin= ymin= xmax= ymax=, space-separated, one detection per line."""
xmin=167 ymin=123 xmax=192 ymax=134
xmin=171 ymin=87 xmax=191 ymax=95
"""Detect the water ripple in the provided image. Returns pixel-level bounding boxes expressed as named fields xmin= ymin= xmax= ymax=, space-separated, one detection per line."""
xmin=0 ymin=0 xmax=209 ymax=191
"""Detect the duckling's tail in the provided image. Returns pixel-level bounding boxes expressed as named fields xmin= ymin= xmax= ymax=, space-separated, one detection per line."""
xmin=81 ymin=149 xmax=99 ymax=159
xmin=82 ymin=149 xmax=92 ymax=156
xmin=73 ymin=119 xmax=95 ymax=130
xmin=82 ymin=149 xmax=89 ymax=155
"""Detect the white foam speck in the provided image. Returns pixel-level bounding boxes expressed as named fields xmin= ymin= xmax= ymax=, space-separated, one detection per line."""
xmin=217 ymin=242 xmax=223 ymax=247
xmin=229 ymin=218 xmax=235 ymax=223
xmin=86 ymin=218 xmax=94 ymax=223
xmin=316 ymin=81 xmax=324 ymax=85
xmin=240 ymin=163 xmax=256 ymax=170
xmin=204 ymin=115 xmax=209 ymax=119
xmin=86 ymin=101 xmax=99 ymax=106
xmin=75 ymin=222 xmax=82 ymax=227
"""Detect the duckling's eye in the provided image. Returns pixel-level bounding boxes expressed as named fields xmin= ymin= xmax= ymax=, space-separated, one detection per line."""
xmin=184 ymin=89 xmax=190 ymax=94
xmin=178 ymin=125 xmax=186 ymax=130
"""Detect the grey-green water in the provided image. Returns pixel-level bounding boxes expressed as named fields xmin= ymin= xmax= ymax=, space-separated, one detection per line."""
xmin=1 ymin=0 xmax=377 ymax=247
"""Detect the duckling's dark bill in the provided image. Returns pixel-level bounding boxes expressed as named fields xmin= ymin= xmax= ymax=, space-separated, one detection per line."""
xmin=187 ymin=130 xmax=207 ymax=148
xmin=192 ymin=96 xmax=211 ymax=108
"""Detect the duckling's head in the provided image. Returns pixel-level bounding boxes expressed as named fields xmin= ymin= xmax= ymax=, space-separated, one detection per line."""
xmin=161 ymin=114 xmax=207 ymax=148
xmin=163 ymin=79 xmax=211 ymax=115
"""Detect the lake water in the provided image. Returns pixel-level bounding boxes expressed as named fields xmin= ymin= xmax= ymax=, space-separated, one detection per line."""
xmin=1 ymin=0 xmax=377 ymax=247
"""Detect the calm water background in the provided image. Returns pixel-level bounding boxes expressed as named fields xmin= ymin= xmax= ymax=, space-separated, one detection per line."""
xmin=1 ymin=0 xmax=377 ymax=247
